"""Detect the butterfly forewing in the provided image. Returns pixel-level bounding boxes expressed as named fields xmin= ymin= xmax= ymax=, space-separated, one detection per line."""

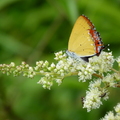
xmin=68 ymin=15 xmax=96 ymax=56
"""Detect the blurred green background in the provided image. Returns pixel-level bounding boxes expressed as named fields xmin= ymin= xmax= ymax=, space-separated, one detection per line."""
xmin=0 ymin=0 xmax=120 ymax=120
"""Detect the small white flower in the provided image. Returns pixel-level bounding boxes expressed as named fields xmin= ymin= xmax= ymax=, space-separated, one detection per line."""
xmin=25 ymin=64 xmax=29 ymax=68
xmin=89 ymin=79 xmax=101 ymax=88
xmin=53 ymin=68 xmax=57 ymax=72
xmin=56 ymin=79 xmax=62 ymax=86
xmin=10 ymin=62 xmax=15 ymax=67
xmin=42 ymin=60 xmax=49 ymax=67
xmin=56 ymin=64 xmax=61 ymax=70
xmin=29 ymin=67 xmax=33 ymax=71
xmin=51 ymin=63 xmax=55 ymax=68
xmin=16 ymin=66 xmax=22 ymax=71
xmin=37 ymin=77 xmax=47 ymax=84
xmin=34 ymin=66 xmax=39 ymax=71
xmin=39 ymin=70 xmax=44 ymax=73
xmin=102 ymin=74 xmax=116 ymax=87
xmin=60 ymin=73 xmax=64 ymax=77
xmin=45 ymin=73 xmax=50 ymax=78
xmin=21 ymin=61 xmax=26 ymax=65
xmin=113 ymin=73 xmax=120 ymax=81
xmin=54 ymin=51 xmax=66 ymax=60
xmin=36 ymin=61 xmax=44 ymax=67
xmin=28 ymin=74 xmax=34 ymax=78
xmin=43 ymin=84 xmax=47 ymax=89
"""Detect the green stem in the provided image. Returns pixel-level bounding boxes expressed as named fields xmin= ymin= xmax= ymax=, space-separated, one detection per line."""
xmin=110 ymin=68 xmax=119 ymax=73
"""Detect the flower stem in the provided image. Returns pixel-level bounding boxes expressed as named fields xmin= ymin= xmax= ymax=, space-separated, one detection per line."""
xmin=92 ymin=73 xmax=103 ymax=79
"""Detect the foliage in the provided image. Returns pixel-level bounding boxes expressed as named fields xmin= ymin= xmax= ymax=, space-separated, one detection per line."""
xmin=0 ymin=0 xmax=120 ymax=120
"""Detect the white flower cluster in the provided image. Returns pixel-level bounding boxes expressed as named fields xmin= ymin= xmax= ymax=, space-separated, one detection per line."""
xmin=89 ymin=52 xmax=114 ymax=73
xmin=100 ymin=103 xmax=120 ymax=120
xmin=37 ymin=51 xmax=115 ymax=90
xmin=0 ymin=61 xmax=36 ymax=78
xmin=37 ymin=51 xmax=110 ymax=89
xmin=83 ymin=79 xmax=109 ymax=112
xmin=80 ymin=52 xmax=120 ymax=112
xmin=0 ymin=62 xmax=15 ymax=75
xmin=0 ymin=50 xmax=120 ymax=114
xmin=37 ymin=51 xmax=84 ymax=89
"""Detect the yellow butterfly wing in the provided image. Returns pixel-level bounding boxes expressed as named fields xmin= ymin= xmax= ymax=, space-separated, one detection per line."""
xmin=68 ymin=15 xmax=96 ymax=56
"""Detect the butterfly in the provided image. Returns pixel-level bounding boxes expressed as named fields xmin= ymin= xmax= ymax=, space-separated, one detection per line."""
xmin=66 ymin=15 xmax=105 ymax=62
